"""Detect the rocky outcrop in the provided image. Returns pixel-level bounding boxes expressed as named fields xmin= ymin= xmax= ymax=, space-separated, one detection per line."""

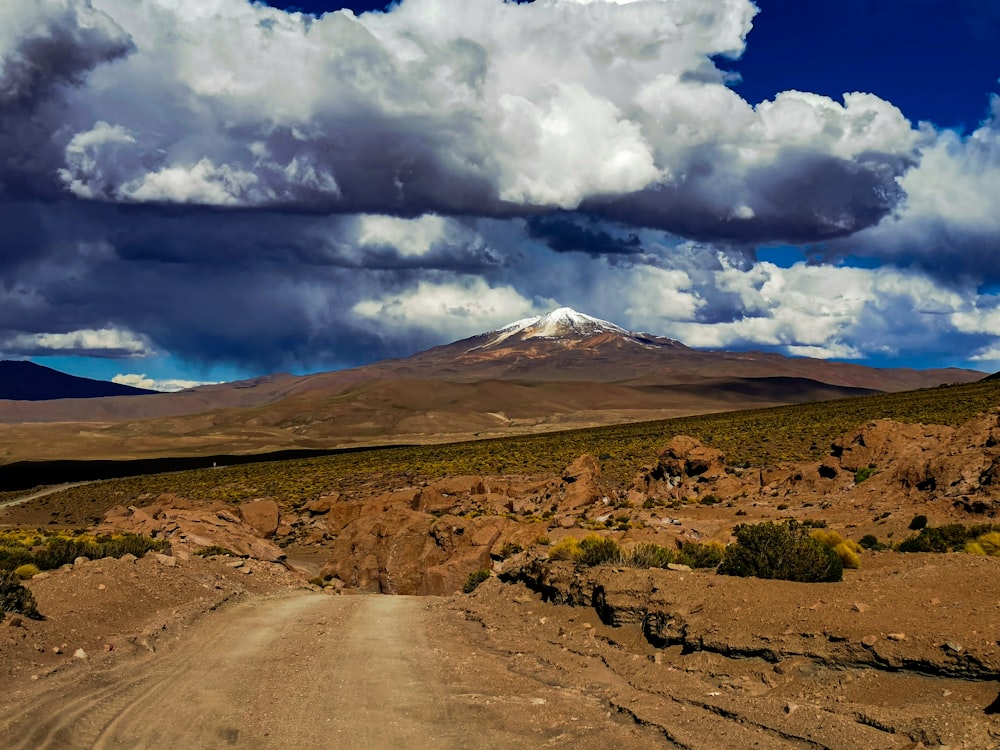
xmin=97 ymin=503 xmax=286 ymax=562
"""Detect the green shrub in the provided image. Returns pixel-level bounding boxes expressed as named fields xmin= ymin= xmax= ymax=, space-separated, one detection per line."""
xmin=194 ymin=546 xmax=238 ymax=558
xmin=576 ymin=534 xmax=622 ymax=566
xmin=974 ymin=531 xmax=1000 ymax=556
xmin=908 ymin=514 xmax=928 ymax=531
xmin=677 ymin=541 xmax=725 ymax=569
xmin=463 ymin=569 xmax=491 ymax=594
xmin=854 ymin=466 xmax=876 ymax=484
xmin=718 ymin=521 xmax=843 ymax=583
xmin=898 ymin=524 xmax=977 ymax=553
xmin=548 ymin=537 xmax=582 ymax=561
xmin=858 ymin=534 xmax=884 ymax=551
xmin=495 ymin=542 xmax=523 ymax=560
xmin=626 ymin=543 xmax=674 ymax=569
xmin=13 ymin=564 xmax=39 ymax=580
xmin=833 ymin=542 xmax=862 ymax=569
xmin=0 ymin=569 xmax=40 ymax=621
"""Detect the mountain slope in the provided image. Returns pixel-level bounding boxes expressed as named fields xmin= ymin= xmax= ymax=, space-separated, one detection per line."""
xmin=0 ymin=309 xmax=985 ymax=463
xmin=0 ymin=361 xmax=156 ymax=401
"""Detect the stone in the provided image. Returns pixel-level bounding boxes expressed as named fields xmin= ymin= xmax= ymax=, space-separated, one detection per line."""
xmin=667 ymin=563 xmax=693 ymax=572
xmin=943 ymin=641 xmax=963 ymax=653
xmin=861 ymin=635 xmax=879 ymax=647
xmin=73 ymin=556 xmax=90 ymax=566
xmin=302 ymin=494 xmax=340 ymax=514
xmin=154 ymin=554 xmax=176 ymax=567
xmin=73 ymin=648 xmax=87 ymax=659
xmin=238 ymin=499 xmax=280 ymax=538
xmin=887 ymin=632 xmax=906 ymax=641
xmin=852 ymin=602 xmax=870 ymax=613
xmin=119 ymin=553 xmax=138 ymax=564
xmin=7 ymin=616 xmax=22 ymax=628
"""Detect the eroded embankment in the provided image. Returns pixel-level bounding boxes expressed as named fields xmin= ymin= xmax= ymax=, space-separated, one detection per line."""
xmin=505 ymin=556 xmax=1000 ymax=683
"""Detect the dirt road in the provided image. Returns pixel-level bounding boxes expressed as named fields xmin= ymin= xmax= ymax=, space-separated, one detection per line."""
xmin=1 ymin=592 xmax=659 ymax=749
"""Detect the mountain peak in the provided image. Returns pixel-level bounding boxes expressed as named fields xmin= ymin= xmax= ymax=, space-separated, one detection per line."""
xmin=495 ymin=307 xmax=628 ymax=340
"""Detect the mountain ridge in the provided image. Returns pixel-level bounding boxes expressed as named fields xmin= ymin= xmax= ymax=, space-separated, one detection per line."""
xmin=0 ymin=360 xmax=156 ymax=401
xmin=0 ymin=309 xmax=986 ymax=464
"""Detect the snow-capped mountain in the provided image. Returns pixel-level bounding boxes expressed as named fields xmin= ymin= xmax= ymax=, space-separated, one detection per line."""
xmin=469 ymin=307 xmax=682 ymax=353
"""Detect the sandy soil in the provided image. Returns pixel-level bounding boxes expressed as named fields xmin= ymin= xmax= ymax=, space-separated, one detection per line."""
xmin=1 ymin=576 xmax=658 ymax=748
xmin=3 ymin=550 xmax=1000 ymax=749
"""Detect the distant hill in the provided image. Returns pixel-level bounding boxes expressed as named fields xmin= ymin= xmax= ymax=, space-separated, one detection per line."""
xmin=0 ymin=361 xmax=156 ymax=401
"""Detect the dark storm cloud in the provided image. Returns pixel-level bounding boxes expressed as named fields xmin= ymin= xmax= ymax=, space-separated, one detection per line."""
xmin=0 ymin=2 xmax=132 ymax=199
xmin=525 ymin=215 xmax=643 ymax=257
xmin=585 ymin=149 xmax=911 ymax=244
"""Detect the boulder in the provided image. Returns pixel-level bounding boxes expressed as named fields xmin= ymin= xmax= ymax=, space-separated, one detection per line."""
xmin=239 ymin=499 xmax=280 ymax=538
xmin=560 ymin=454 xmax=604 ymax=511
xmin=302 ymin=493 xmax=340 ymax=514
xmin=657 ymin=436 xmax=725 ymax=481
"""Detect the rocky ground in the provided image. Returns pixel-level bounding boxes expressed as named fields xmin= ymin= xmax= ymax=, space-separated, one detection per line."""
xmin=3 ymin=409 xmax=1000 ymax=746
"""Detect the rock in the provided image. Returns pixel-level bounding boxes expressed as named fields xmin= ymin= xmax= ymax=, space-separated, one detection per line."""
xmin=7 ymin=616 xmax=22 ymax=628
xmin=74 ymin=556 xmax=90 ymax=566
xmin=97 ymin=583 xmax=107 ymax=591
xmin=73 ymin=648 xmax=87 ymax=659
xmin=154 ymin=554 xmax=176 ymax=567
xmin=104 ymin=643 xmax=114 ymax=652
xmin=852 ymin=602 xmax=870 ymax=613
xmin=303 ymin=493 xmax=340 ymax=514
xmin=52 ymin=646 xmax=62 ymax=654
xmin=560 ymin=455 xmax=604 ymax=511
xmin=227 ymin=559 xmax=245 ymax=568
xmin=657 ymin=436 xmax=726 ymax=480
xmin=667 ymin=563 xmax=693 ymax=572
xmin=887 ymin=633 xmax=906 ymax=641
xmin=119 ymin=553 xmax=138 ymax=564
xmin=943 ymin=641 xmax=963 ymax=653
xmin=861 ymin=635 xmax=879 ymax=647
xmin=238 ymin=499 xmax=280 ymax=538
xmin=98 ymin=504 xmax=286 ymax=563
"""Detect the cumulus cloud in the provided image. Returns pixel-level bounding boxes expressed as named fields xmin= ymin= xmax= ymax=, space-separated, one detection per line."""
xmin=2 ymin=327 xmax=152 ymax=357
xmin=0 ymin=0 xmax=919 ymax=242
xmin=837 ymin=97 xmax=1000 ymax=279
xmin=112 ymin=373 xmax=217 ymax=392
xmin=353 ymin=277 xmax=557 ymax=342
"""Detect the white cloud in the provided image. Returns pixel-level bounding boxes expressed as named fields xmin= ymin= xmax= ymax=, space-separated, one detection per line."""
xmin=112 ymin=373 xmax=217 ymax=392
xmin=3 ymin=327 xmax=152 ymax=357
xmin=355 ymin=214 xmax=450 ymax=257
xmin=20 ymin=0 xmax=909 ymax=234
xmin=352 ymin=277 xmax=557 ymax=341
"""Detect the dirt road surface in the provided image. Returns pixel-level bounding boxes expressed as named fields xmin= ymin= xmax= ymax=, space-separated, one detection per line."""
xmin=1 ymin=592 xmax=659 ymax=749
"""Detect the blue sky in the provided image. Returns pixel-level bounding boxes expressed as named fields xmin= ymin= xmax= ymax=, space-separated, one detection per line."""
xmin=3 ymin=0 xmax=1000 ymax=388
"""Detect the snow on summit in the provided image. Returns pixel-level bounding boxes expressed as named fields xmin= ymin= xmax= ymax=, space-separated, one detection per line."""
xmin=476 ymin=308 xmax=631 ymax=349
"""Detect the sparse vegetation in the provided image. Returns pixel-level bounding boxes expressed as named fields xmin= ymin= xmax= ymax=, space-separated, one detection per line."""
xmin=0 ymin=569 xmax=40 ymax=621
xmin=14 ymin=378 xmax=1000 ymax=521
xmin=625 ymin=542 xmax=675 ymax=569
xmin=13 ymin=564 xmax=39 ymax=580
xmin=854 ymin=466 xmax=876 ymax=484
xmin=577 ymin=535 xmax=623 ymax=567
xmin=897 ymin=523 xmax=1000 ymax=553
xmin=463 ymin=569 xmax=491 ymax=594
xmin=677 ymin=540 xmax=725 ymax=569
xmin=194 ymin=546 xmax=239 ymax=558
xmin=548 ymin=537 xmax=583 ymax=561
xmin=718 ymin=521 xmax=844 ymax=583
xmin=858 ymin=534 xmax=885 ymax=551
xmin=0 ymin=530 xmax=169 ymax=572
xmin=494 ymin=542 xmax=523 ymax=560
xmin=909 ymin=514 xmax=929 ymax=531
